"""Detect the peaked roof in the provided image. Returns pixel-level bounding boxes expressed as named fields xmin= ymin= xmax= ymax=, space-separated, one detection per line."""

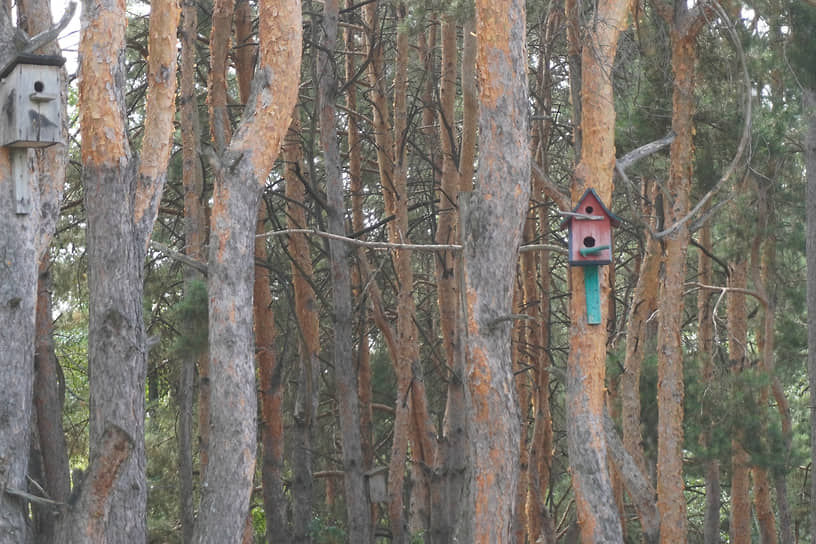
xmin=559 ymin=188 xmax=621 ymax=229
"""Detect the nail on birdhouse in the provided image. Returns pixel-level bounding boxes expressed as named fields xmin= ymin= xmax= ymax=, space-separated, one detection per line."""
xmin=560 ymin=189 xmax=620 ymax=325
xmin=0 ymin=53 xmax=65 ymax=149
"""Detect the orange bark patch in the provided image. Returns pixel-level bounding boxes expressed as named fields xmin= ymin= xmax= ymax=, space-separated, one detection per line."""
xmin=78 ymin=2 xmax=128 ymax=167
xmin=134 ymin=0 xmax=181 ymax=224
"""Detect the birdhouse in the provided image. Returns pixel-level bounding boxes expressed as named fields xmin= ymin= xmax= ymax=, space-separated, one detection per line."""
xmin=365 ymin=466 xmax=388 ymax=503
xmin=0 ymin=54 xmax=66 ymax=148
xmin=561 ymin=188 xmax=620 ymax=266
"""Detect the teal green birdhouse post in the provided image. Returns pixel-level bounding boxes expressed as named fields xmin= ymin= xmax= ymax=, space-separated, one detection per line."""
xmin=561 ymin=189 xmax=620 ymax=325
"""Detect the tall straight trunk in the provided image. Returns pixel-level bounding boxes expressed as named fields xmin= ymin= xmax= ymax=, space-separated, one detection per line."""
xmin=652 ymin=4 xmax=709 ymax=539
xmin=512 ymin=286 xmax=531 ymax=543
xmin=525 ymin=15 xmax=557 ymax=542
xmin=565 ymin=0 xmax=629 ymax=540
xmin=317 ymin=0 xmax=371 ymax=539
xmin=22 ymin=4 xmax=70 ymax=540
xmin=178 ymin=1 xmax=207 ymax=540
xmin=362 ymin=3 xmax=436 ymax=539
xmin=285 ymin=116 xmax=318 ymax=544
xmin=208 ymin=0 xmax=234 ymax=153
xmin=33 ymin=262 xmax=71 ymax=543
xmin=461 ymin=0 xmax=529 ymax=539
xmin=76 ymin=0 xmax=180 ymax=540
xmin=255 ymin=213 xmax=288 ymax=543
xmin=429 ymin=15 xmax=470 ymax=543
xmin=193 ymin=0 xmax=301 ymax=539
xmin=697 ymin=224 xmax=720 ymax=544
xmin=345 ymin=10 xmax=375 ymax=491
xmin=805 ymin=86 xmax=816 ymax=544
xmin=728 ymin=259 xmax=752 ymax=544
xmin=0 ymin=1 xmax=66 ymax=538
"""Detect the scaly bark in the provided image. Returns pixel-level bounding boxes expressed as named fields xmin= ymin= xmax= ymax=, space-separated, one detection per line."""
xmin=622 ymin=181 xmax=660 ymax=481
xmin=318 ymin=0 xmax=371 ymax=539
xmin=77 ymin=0 xmax=180 ymax=539
xmin=565 ymin=0 xmax=630 ymax=539
xmin=178 ymin=1 xmax=207 ymax=541
xmin=462 ymin=0 xmax=529 ymax=539
xmin=0 ymin=0 xmax=66 ymax=538
xmin=807 ymin=86 xmax=816 ymax=544
xmin=651 ymin=2 xmax=709 ymax=539
xmin=728 ymin=259 xmax=751 ymax=544
xmin=285 ymin=116 xmax=316 ymax=544
xmin=193 ymin=0 xmax=301 ymax=539
xmin=697 ymin=224 xmax=720 ymax=544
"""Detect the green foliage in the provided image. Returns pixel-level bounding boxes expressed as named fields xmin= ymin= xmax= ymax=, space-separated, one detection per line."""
xmin=168 ymin=279 xmax=209 ymax=358
xmin=788 ymin=1 xmax=816 ymax=89
xmin=308 ymin=514 xmax=346 ymax=544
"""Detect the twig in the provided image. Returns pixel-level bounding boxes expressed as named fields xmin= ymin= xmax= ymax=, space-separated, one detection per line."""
xmin=19 ymin=2 xmax=77 ymax=54
xmin=4 ymin=485 xmax=62 ymax=507
xmin=149 ymin=241 xmax=208 ymax=275
xmin=259 ymin=228 xmax=463 ymax=252
xmin=616 ymin=131 xmax=675 ymax=171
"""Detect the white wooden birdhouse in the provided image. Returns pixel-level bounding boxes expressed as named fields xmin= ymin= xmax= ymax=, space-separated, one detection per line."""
xmin=561 ymin=188 xmax=620 ymax=267
xmin=365 ymin=466 xmax=388 ymax=503
xmin=0 ymin=54 xmax=65 ymax=148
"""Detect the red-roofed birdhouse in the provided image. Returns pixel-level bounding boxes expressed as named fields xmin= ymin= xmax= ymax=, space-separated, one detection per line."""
xmin=561 ymin=188 xmax=620 ymax=266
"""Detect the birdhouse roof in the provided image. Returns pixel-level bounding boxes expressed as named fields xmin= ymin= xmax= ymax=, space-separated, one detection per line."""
xmin=559 ymin=188 xmax=621 ymax=229
xmin=0 ymin=53 xmax=65 ymax=80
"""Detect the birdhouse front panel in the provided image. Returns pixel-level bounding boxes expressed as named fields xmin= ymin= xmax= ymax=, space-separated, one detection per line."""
xmin=568 ymin=215 xmax=613 ymax=266
xmin=0 ymin=56 xmax=64 ymax=148
xmin=563 ymin=188 xmax=620 ymax=266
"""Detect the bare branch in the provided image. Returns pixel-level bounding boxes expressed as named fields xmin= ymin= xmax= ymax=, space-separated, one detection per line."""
xmin=616 ymin=131 xmax=675 ymax=171
xmin=532 ymin=162 xmax=570 ymax=211
xmin=149 ymin=241 xmax=209 ymax=275
xmin=258 ymin=228 xmax=568 ymax=255
xmin=19 ymin=2 xmax=77 ymax=54
xmin=688 ymin=282 xmax=769 ymax=308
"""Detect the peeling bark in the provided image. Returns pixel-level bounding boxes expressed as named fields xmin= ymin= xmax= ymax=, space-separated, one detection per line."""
xmin=79 ymin=0 xmax=180 ymax=540
xmin=461 ymin=0 xmax=529 ymax=539
xmin=565 ymin=0 xmax=630 ymax=540
xmin=193 ymin=0 xmax=301 ymax=540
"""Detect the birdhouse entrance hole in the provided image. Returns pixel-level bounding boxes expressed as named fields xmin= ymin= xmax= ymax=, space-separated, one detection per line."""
xmin=34 ymin=80 xmax=45 ymax=93
xmin=583 ymin=236 xmax=596 ymax=248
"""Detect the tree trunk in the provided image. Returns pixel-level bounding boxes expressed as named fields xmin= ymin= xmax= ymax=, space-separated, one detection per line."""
xmin=33 ymin=261 xmax=71 ymax=543
xmin=728 ymin=259 xmax=751 ymax=544
xmin=565 ymin=0 xmax=629 ymax=540
xmin=622 ymin=181 xmax=660 ymax=481
xmin=178 ymin=1 xmax=207 ymax=541
xmin=0 ymin=147 xmax=39 ymax=541
xmin=0 ymin=1 xmax=66 ymax=538
xmin=77 ymin=0 xmax=180 ymax=539
xmin=345 ymin=19 xmax=376 ymax=534
xmin=285 ymin=116 xmax=317 ymax=544
xmin=461 ymin=0 xmax=529 ymax=539
xmin=697 ymin=224 xmax=720 ymax=544
xmin=318 ymin=0 xmax=371 ymax=539
xmin=428 ymin=15 xmax=470 ymax=544
xmin=806 ymin=85 xmax=816 ymax=544
xmin=255 ymin=211 xmax=288 ymax=543
xmin=193 ymin=0 xmax=301 ymax=539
